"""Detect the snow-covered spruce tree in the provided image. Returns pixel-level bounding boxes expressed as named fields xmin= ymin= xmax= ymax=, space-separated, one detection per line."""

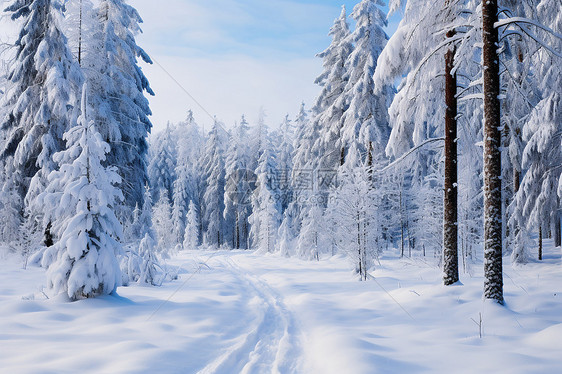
xmin=310 ymin=5 xmax=352 ymax=171
xmin=98 ymin=0 xmax=154 ymax=211
xmin=201 ymin=122 xmax=226 ymax=248
xmin=296 ymin=197 xmax=323 ymax=261
xmin=0 ymin=160 xmax=22 ymax=244
xmin=183 ymin=200 xmax=200 ymax=250
xmin=340 ymin=0 xmax=392 ymax=164
xmin=122 ymin=183 xmax=162 ymax=285
xmin=136 ymin=233 xmax=159 ymax=285
xmin=63 ymin=0 xmax=97 ymax=67
xmin=152 ymin=188 xmax=174 ymax=257
xmin=277 ymin=114 xmax=296 ymax=214
xmin=172 ymin=111 xmax=205 ymax=246
xmin=501 ymin=0 xmax=562 ymax=260
xmin=138 ymin=183 xmax=156 ymax=240
xmin=171 ymin=181 xmax=187 ymax=247
xmin=223 ymin=117 xmax=253 ymax=249
xmin=499 ymin=1 xmax=541 ymax=254
xmin=325 ymin=151 xmax=380 ymax=279
xmin=375 ymin=0 xmax=481 ymax=285
xmin=1 ymin=0 xmax=83 ymax=217
xmin=19 ymin=208 xmax=42 ymax=268
xmin=39 ymin=85 xmax=122 ymax=300
xmin=277 ymin=210 xmax=295 ymax=257
xmin=510 ymin=94 xmax=561 ymax=262
xmin=148 ymin=123 xmax=177 ymax=203
xmin=249 ymin=129 xmax=282 ymax=253
xmin=288 ymin=102 xmax=313 ymax=237
xmin=123 ymin=202 xmax=140 ymax=243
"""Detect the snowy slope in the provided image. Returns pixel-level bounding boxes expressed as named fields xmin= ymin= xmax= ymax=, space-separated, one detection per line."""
xmin=0 ymin=244 xmax=561 ymax=373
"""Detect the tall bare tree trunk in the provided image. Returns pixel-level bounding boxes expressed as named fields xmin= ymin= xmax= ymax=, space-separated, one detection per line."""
xmin=555 ymin=206 xmax=561 ymax=248
xmin=443 ymin=30 xmax=459 ymax=285
xmin=78 ymin=0 xmax=83 ymax=66
xmin=482 ymin=0 xmax=504 ymax=303
xmin=538 ymin=226 xmax=543 ymax=260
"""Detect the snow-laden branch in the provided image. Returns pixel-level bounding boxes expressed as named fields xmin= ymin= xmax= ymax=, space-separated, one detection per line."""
xmin=458 ymin=93 xmax=484 ymax=102
xmin=379 ymin=137 xmax=445 ymax=174
xmin=516 ymin=23 xmax=562 ymax=59
xmin=495 ymin=17 xmax=562 ymax=41
xmin=407 ymin=34 xmax=466 ymax=90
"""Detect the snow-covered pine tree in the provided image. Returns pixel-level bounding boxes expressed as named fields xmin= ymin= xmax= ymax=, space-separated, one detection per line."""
xmin=123 ymin=202 xmax=141 ymax=243
xmin=137 ymin=183 xmax=156 ymax=241
xmin=171 ymin=182 xmax=187 ymax=246
xmin=277 ymin=210 xmax=295 ymax=257
xmin=148 ymin=123 xmax=177 ymax=203
xmin=310 ymin=5 xmax=352 ymax=171
xmin=1 ymin=0 xmax=83 ymax=218
xmin=172 ymin=111 xmax=205 ymax=246
xmin=39 ymin=85 xmax=122 ymax=300
xmin=152 ymin=188 xmax=174 ymax=256
xmin=296 ymin=198 xmax=323 ymax=261
xmin=224 ymin=116 xmax=253 ymax=249
xmin=248 ymin=130 xmax=282 ymax=253
xmin=325 ymin=157 xmax=379 ymax=280
xmin=510 ymin=94 xmax=561 ymax=262
xmin=504 ymin=0 xmax=562 ymax=259
xmin=201 ymin=122 xmax=226 ymax=248
xmin=375 ymin=0 xmax=482 ymax=284
xmin=136 ymin=233 xmax=159 ymax=285
xmin=98 ymin=0 xmax=154 ymax=211
xmin=63 ymin=0 xmax=97 ymax=67
xmin=183 ymin=200 xmax=200 ymax=250
xmin=340 ymin=0 xmax=392 ymax=164
xmin=0 ymin=160 xmax=22 ymax=244
xmin=289 ymin=102 xmax=313 ymax=237
xmin=277 ymin=114 xmax=295 ymax=214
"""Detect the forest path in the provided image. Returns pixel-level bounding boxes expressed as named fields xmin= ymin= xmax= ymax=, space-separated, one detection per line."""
xmin=197 ymin=255 xmax=303 ymax=374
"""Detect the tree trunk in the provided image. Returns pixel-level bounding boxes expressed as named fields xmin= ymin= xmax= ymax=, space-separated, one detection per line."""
xmin=44 ymin=221 xmax=54 ymax=247
xmin=400 ymin=190 xmax=405 ymax=258
xmin=538 ymin=226 xmax=543 ymax=260
xmin=340 ymin=147 xmax=346 ymax=166
xmin=78 ymin=0 xmax=83 ymax=66
xmin=482 ymin=0 xmax=504 ymax=304
xmin=554 ymin=210 xmax=562 ymax=247
xmin=443 ymin=30 xmax=459 ymax=285
xmin=367 ymin=141 xmax=373 ymax=177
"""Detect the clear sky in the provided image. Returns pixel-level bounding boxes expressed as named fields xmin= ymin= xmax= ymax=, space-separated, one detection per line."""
xmin=133 ymin=0 xmax=400 ymax=133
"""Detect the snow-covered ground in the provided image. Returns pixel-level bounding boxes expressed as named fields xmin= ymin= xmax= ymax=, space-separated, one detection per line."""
xmin=1 ymin=244 xmax=561 ymax=373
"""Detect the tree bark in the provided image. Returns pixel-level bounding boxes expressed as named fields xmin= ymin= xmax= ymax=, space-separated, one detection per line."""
xmin=538 ymin=226 xmax=543 ymax=260
xmin=555 ymin=208 xmax=561 ymax=247
xmin=443 ymin=30 xmax=459 ymax=285
xmin=78 ymin=0 xmax=83 ymax=66
xmin=482 ymin=0 xmax=504 ymax=304
xmin=44 ymin=221 xmax=54 ymax=247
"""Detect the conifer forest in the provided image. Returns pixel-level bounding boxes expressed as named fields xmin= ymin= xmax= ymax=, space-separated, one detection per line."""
xmin=0 ymin=0 xmax=560 ymax=372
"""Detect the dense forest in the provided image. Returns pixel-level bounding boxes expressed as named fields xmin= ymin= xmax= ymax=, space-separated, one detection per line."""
xmin=0 ymin=0 xmax=560 ymax=307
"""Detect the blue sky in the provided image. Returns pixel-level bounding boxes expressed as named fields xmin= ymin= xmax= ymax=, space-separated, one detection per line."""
xmin=133 ymin=0 xmax=400 ymax=132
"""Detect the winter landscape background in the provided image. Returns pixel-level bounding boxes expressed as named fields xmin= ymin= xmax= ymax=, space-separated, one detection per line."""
xmin=0 ymin=0 xmax=561 ymax=373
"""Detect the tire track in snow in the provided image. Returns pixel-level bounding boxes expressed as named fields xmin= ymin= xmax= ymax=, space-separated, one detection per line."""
xmin=197 ymin=257 xmax=302 ymax=374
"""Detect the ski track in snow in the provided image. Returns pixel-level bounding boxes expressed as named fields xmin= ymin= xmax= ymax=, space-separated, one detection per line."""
xmin=198 ymin=257 xmax=302 ymax=374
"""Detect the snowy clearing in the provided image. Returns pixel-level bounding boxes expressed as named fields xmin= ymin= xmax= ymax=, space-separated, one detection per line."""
xmin=1 ymin=244 xmax=561 ymax=374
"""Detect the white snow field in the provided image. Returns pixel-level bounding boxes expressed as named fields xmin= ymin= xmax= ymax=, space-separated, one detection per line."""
xmin=1 ymin=244 xmax=561 ymax=374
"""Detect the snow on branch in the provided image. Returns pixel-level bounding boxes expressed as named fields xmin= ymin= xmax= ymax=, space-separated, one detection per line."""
xmin=379 ymin=137 xmax=445 ymax=174
xmin=495 ymin=17 xmax=562 ymax=41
